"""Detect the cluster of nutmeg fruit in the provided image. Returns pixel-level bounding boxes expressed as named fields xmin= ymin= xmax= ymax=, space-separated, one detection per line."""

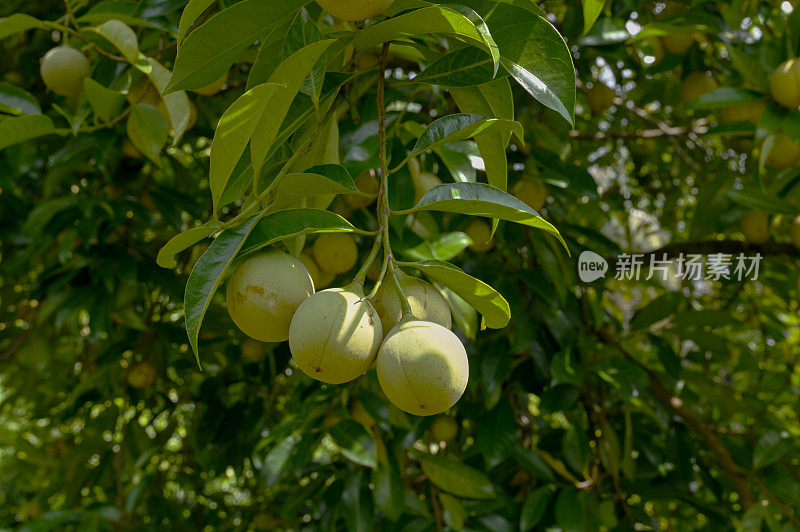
xmin=226 ymin=237 xmax=468 ymax=416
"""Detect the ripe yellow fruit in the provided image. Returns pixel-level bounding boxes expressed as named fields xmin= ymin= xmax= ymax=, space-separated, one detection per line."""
xmin=349 ymin=400 xmax=376 ymax=428
xmin=376 ymin=319 xmax=469 ymax=416
xmin=373 ymin=269 xmax=451 ymax=332
xmin=769 ymin=58 xmax=800 ymax=110
xmin=226 ymin=251 xmax=314 ymax=342
xmin=313 ymin=233 xmax=358 ymax=274
xmin=663 ymin=32 xmax=695 ymax=54
xmin=241 ymin=338 xmax=266 ymax=362
xmin=193 ymin=71 xmax=228 ymax=96
xmin=413 ymin=171 xmax=442 ymax=203
xmin=127 ymin=361 xmax=157 ymax=389
xmin=765 ymin=132 xmax=800 ymax=168
xmin=791 ymin=215 xmax=800 ymax=248
xmin=299 ymin=251 xmax=335 ymax=289
xmin=464 ymin=218 xmax=494 ymax=253
xmin=316 ymin=0 xmax=395 ymax=21
xmin=429 ymin=415 xmax=459 ymax=442
xmin=344 ymin=170 xmax=379 ymax=209
xmin=740 ymin=210 xmax=770 ymax=244
xmin=513 ymin=177 xmax=547 ymax=211
xmin=289 ymin=287 xmax=382 ymax=383
xmin=680 ymin=71 xmax=717 ymax=104
xmin=40 ymin=46 xmax=90 ymax=96
xmin=127 ymin=78 xmax=160 ymax=106
xmin=584 ymin=83 xmax=615 ymax=115
xmin=720 ymin=100 xmax=766 ymax=123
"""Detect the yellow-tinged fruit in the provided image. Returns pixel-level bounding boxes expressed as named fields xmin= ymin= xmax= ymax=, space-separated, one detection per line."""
xmin=663 ymin=32 xmax=695 ymax=54
xmin=376 ymin=319 xmax=469 ymax=416
xmin=289 ymin=287 xmax=383 ymax=384
xmin=791 ymin=215 xmax=800 ymax=248
xmin=299 ymin=251 xmax=335 ymax=289
xmin=408 ymin=157 xmax=422 ymax=178
xmin=373 ymin=269 xmax=451 ymax=332
xmin=241 ymin=338 xmax=266 ymax=362
xmin=193 ymin=71 xmax=228 ymax=96
xmin=764 ymin=132 xmax=800 ymax=168
xmin=413 ymin=171 xmax=442 ymax=203
xmin=740 ymin=210 xmax=770 ymax=244
xmin=680 ymin=72 xmax=717 ymax=104
xmin=720 ymin=100 xmax=766 ymax=124
xmin=585 ymin=83 xmax=615 ymax=115
xmin=344 ymin=170 xmax=379 ymax=208
xmin=313 ymin=233 xmax=358 ymax=274
xmin=316 ymin=0 xmax=395 ymax=21
xmin=127 ymin=79 xmax=160 ymax=106
xmin=464 ymin=218 xmax=494 ymax=253
xmin=769 ymin=59 xmax=800 ymax=110
xmin=349 ymin=400 xmax=376 ymax=428
xmin=122 ymin=139 xmax=141 ymax=159
xmin=430 ymin=415 xmax=459 ymax=442
xmin=40 ymin=46 xmax=90 ymax=96
xmin=127 ymin=361 xmax=156 ymax=389
xmin=226 ymin=251 xmax=314 ymax=342
xmin=513 ymin=177 xmax=547 ymax=211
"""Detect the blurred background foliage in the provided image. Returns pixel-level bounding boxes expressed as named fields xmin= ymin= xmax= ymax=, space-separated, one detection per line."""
xmin=2 ymin=0 xmax=800 ymax=531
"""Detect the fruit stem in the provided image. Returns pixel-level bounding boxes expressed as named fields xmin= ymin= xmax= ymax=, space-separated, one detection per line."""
xmin=376 ymin=41 xmax=412 ymax=317
xmin=353 ymin=231 xmax=383 ymax=285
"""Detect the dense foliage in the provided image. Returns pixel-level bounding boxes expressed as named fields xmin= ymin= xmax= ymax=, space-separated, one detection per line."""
xmin=2 ymin=0 xmax=800 ymax=530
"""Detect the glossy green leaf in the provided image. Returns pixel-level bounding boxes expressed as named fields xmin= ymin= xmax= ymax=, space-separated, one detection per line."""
xmin=398 ymin=232 xmax=471 ymax=261
xmin=0 ymin=13 xmax=45 ymax=40
xmin=166 ymin=0 xmax=310 ymax=92
xmin=440 ymin=286 xmax=478 ymax=340
xmin=415 ymin=47 xmax=495 ymax=87
xmin=520 ymin=486 xmax=554 ymax=531
xmin=208 ymin=82 xmax=281 ymax=213
xmin=184 ymin=214 xmax=262 ymax=362
xmin=89 ymin=20 xmax=142 ymax=65
xmin=397 ymin=182 xmax=566 ymax=250
xmin=177 ymin=0 xmax=216 ymax=44
xmin=141 ymin=58 xmax=192 ymax=143
xmin=439 ymin=493 xmax=466 ymax=531
xmin=157 ymin=225 xmax=218 ymax=268
xmin=402 ymin=259 xmax=509 ymax=328
xmin=582 ymin=0 xmax=606 ymax=35
xmin=329 ymin=420 xmax=376 ymax=468
xmin=83 ymin=79 xmax=124 ymax=122
xmin=126 ymin=103 xmax=168 ymax=164
xmin=409 ymin=114 xmax=522 ymax=157
xmin=273 ymin=164 xmax=366 ymax=205
xmin=0 ymin=82 xmax=40 ymax=115
xmin=371 ymin=449 xmax=404 ymax=521
xmin=0 ymin=114 xmax=54 ymax=150
xmin=238 ymin=208 xmax=360 ymax=257
xmin=420 ymin=454 xmax=497 ymax=499
xmin=688 ymin=88 xmax=764 ymax=110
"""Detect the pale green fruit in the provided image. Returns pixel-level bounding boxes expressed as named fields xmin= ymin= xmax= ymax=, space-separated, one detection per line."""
xmin=680 ymin=71 xmax=717 ymax=104
xmin=584 ymin=83 xmax=615 ymax=115
xmin=464 ymin=218 xmax=494 ymax=253
xmin=765 ymin=132 xmax=800 ymax=169
xmin=344 ymin=170 xmax=379 ymax=209
xmin=413 ymin=171 xmax=442 ymax=203
xmin=376 ymin=319 xmax=469 ymax=416
xmin=313 ymin=233 xmax=358 ymax=274
xmin=373 ymin=269 xmax=451 ymax=332
xmin=289 ymin=287 xmax=383 ymax=384
xmin=740 ymin=210 xmax=770 ymax=244
xmin=769 ymin=58 xmax=800 ymax=110
xmin=40 ymin=46 xmax=90 ymax=96
xmin=127 ymin=361 xmax=157 ymax=389
xmin=226 ymin=251 xmax=314 ymax=342
xmin=316 ymin=0 xmax=395 ymax=20
xmin=429 ymin=415 xmax=459 ymax=442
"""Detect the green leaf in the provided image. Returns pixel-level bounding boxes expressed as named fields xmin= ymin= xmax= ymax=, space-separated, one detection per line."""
xmin=415 ymin=47 xmax=496 ymax=87
xmin=402 ymin=259 xmax=510 ymax=328
xmin=372 ymin=451 xmax=404 ymax=521
xmin=0 ymin=14 xmax=45 ymax=40
xmin=249 ymin=39 xmax=335 ymax=177
xmin=83 ymin=79 xmax=124 ymax=122
xmin=0 ymin=82 xmax=40 ymax=115
xmin=689 ymin=88 xmax=765 ymax=110
xmin=184 ymin=214 xmax=262 ymax=362
xmin=247 ymin=20 xmax=293 ymax=90
xmin=177 ymin=0 xmax=217 ymax=44
xmin=141 ymin=58 xmax=193 ymax=143
xmin=283 ymin=9 xmax=326 ymax=107
xmin=475 ymin=400 xmax=517 ymax=467
xmin=208 ymin=82 xmax=281 ymax=212
xmin=397 ymin=182 xmax=567 ymax=250
xmin=554 ymin=490 xmax=583 ymax=532
xmin=329 ymin=420 xmax=376 ymax=468
xmin=157 ymin=225 xmax=218 ymax=268
xmin=398 ymin=232 xmax=471 ymax=261
xmin=753 ymin=431 xmax=793 ymax=470
xmin=238 ymin=208 xmax=360 ymax=257
xmin=520 ymin=486 xmax=554 ymax=532
xmin=89 ymin=19 xmax=142 ymax=65
xmin=727 ymin=189 xmax=797 ymax=215
xmin=440 ymin=286 xmax=478 ymax=340
xmin=273 ymin=164 xmax=365 ymax=205
xmin=0 ymin=114 xmax=54 ymax=150
xmin=582 ymin=0 xmax=606 ymax=35
xmin=439 ymin=493 xmax=467 ymax=531
xmin=166 ymin=0 xmax=310 ymax=92
xmin=408 ymin=114 xmax=522 ymax=157
xmin=126 ymin=103 xmax=168 ymax=164
xmin=420 ymin=454 xmax=497 ymax=499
